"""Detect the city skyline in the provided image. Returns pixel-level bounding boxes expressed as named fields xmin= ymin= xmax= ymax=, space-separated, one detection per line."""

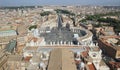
xmin=0 ymin=3 xmax=120 ymax=70
xmin=0 ymin=0 xmax=120 ymax=6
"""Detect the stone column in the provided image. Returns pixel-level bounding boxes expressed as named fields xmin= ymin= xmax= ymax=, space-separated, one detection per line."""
xmin=50 ymin=42 xmax=52 ymax=46
xmin=60 ymin=40 xmax=62 ymax=45
xmin=53 ymin=41 xmax=55 ymax=45
xmin=77 ymin=42 xmax=79 ymax=46
xmin=68 ymin=41 xmax=70 ymax=46
xmin=64 ymin=41 xmax=66 ymax=45
xmin=71 ymin=41 xmax=73 ymax=45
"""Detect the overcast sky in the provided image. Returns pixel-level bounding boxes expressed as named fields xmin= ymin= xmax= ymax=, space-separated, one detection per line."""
xmin=0 ymin=0 xmax=120 ymax=6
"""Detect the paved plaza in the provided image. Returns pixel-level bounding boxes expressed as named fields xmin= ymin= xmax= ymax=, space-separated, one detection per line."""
xmin=40 ymin=14 xmax=86 ymax=45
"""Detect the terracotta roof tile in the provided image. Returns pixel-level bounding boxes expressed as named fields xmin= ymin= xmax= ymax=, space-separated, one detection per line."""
xmin=81 ymin=51 xmax=88 ymax=58
xmin=109 ymin=61 xmax=120 ymax=68
xmin=87 ymin=63 xmax=96 ymax=70
xmin=24 ymin=56 xmax=32 ymax=62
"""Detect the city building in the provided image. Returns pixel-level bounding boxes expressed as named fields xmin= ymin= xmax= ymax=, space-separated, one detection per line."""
xmin=98 ymin=36 xmax=120 ymax=60
xmin=81 ymin=45 xmax=109 ymax=70
xmin=26 ymin=37 xmax=45 ymax=46
xmin=0 ymin=50 xmax=8 ymax=70
xmin=0 ymin=6 xmax=119 ymax=70
xmin=80 ymin=21 xmax=93 ymax=30
xmin=0 ymin=30 xmax=17 ymax=37
xmin=7 ymin=55 xmax=23 ymax=70
xmin=99 ymin=26 xmax=115 ymax=36
xmin=108 ymin=61 xmax=120 ymax=70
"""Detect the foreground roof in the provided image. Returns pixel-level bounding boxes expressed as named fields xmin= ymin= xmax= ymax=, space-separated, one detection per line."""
xmin=48 ymin=48 xmax=77 ymax=70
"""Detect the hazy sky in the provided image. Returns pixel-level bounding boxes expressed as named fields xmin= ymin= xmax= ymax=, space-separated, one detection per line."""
xmin=0 ymin=0 xmax=120 ymax=6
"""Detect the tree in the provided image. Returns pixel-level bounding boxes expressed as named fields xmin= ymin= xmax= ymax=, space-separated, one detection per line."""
xmin=29 ymin=25 xmax=37 ymax=30
xmin=40 ymin=11 xmax=51 ymax=16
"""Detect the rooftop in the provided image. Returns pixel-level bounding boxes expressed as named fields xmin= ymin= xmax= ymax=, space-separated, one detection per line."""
xmin=0 ymin=36 xmax=16 ymax=44
xmin=89 ymin=47 xmax=100 ymax=52
xmin=86 ymin=63 xmax=96 ymax=70
xmin=109 ymin=61 xmax=120 ymax=68
xmin=99 ymin=36 xmax=120 ymax=50
xmin=8 ymin=55 xmax=22 ymax=61
xmin=5 ymin=40 xmax=16 ymax=53
xmin=48 ymin=48 xmax=77 ymax=70
xmin=0 ymin=30 xmax=17 ymax=37
xmin=99 ymin=60 xmax=108 ymax=67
